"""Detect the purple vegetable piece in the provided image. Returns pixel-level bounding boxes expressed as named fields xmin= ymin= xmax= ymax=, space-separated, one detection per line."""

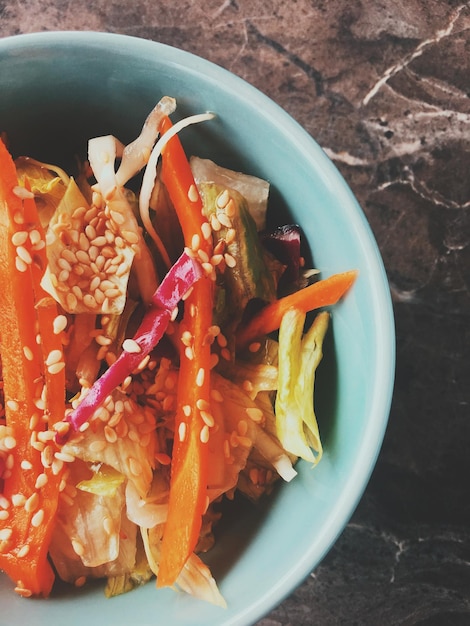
xmin=260 ymin=224 xmax=302 ymax=284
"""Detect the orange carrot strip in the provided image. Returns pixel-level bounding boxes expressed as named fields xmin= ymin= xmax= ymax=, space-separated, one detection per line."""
xmin=236 ymin=270 xmax=358 ymax=350
xmin=156 ymin=116 xmax=214 ymax=587
xmin=0 ymin=140 xmax=64 ymax=597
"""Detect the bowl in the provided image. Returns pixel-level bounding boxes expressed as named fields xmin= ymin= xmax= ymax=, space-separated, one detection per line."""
xmin=0 ymin=31 xmax=395 ymax=626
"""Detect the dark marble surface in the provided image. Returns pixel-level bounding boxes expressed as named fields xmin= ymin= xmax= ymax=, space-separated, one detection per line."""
xmin=1 ymin=1 xmax=469 ymax=624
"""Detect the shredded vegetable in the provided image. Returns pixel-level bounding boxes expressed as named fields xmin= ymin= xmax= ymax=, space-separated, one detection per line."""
xmin=0 ymin=98 xmax=357 ymax=605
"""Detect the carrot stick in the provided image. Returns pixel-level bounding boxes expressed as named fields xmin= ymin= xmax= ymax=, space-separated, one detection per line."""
xmin=156 ymin=116 xmax=214 ymax=587
xmin=0 ymin=140 xmax=65 ymax=596
xmin=236 ymin=270 xmax=358 ymax=350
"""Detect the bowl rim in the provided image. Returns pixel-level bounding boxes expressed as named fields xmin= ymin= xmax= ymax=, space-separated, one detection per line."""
xmin=0 ymin=30 xmax=396 ymax=625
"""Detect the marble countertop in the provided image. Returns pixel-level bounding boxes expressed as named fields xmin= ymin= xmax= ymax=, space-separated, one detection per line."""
xmin=1 ymin=1 xmax=469 ymax=624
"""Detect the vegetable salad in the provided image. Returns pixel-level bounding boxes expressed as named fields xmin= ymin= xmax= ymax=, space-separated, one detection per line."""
xmin=0 ymin=98 xmax=356 ymax=604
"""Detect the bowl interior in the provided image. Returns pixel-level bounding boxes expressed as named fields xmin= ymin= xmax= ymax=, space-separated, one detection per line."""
xmin=0 ymin=32 xmax=395 ymax=626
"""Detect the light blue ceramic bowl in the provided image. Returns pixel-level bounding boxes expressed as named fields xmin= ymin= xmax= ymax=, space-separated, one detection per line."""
xmin=0 ymin=31 xmax=395 ymax=626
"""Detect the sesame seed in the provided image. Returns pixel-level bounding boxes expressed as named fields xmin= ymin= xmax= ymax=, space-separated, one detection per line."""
xmin=200 ymin=411 xmax=215 ymax=428
xmin=4 ymin=436 xmax=17 ymax=450
xmin=225 ymin=228 xmax=236 ymax=245
xmin=15 ymin=257 xmax=28 ymax=272
xmin=246 ymin=407 xmax=264 ymax=423
xmin=191 ymin=233 xmax=201 ymax=251
xmin=216 ymin=189 xmax=230 ymax=209
xmin=72 ymin=539 xmax=85 ymax=556
xmin=24 ymin=492 xmax=39 ymax=513
xmin=110 ymin=210 xmax=125 ymax=225
xmin=0 ymin=510 xmax=9 ymax=521
xmin=238 ymin=435 xmax=253 ymax=448
xmin=196 ymin=367 xmax=205 ymax=387
xmin=123 ymin=338 xmax=141 ymax=353
xmin=184 ymin=346 xmax=195 ymax=361
xmin=178 ymin=422 xmax=187 ymax=442
xmin=48 ymin=361 xmax=65 ymax=375
xmin=200 ymin=425 xmax=210 ymax=443
xmin=210 ymin=353 xmax=219 ymax=369
xmin=210 ymin=389 xmax=224 ymax=403
xmin=187 ymin=184 xmax=199 ymax=203
xmin=13 ymin=210 xmax=24 ymax=224
xmin=224 ymin=253 xmax=237 ymax=268
xmin=0 ymin=528 xmax=13 ymax=541
xmin=248 ymin=342 xmax=262 ymax=353
xmin=218 ymin=213 xmax=233 ymax=229
xmin=196 ymin=398 xmax=211 ymax=411
xmin=54 ymin=451 xmax=75 ymax=463
xmin=45 ymin=349 xmax=63 ymax=366
xmin=41 ymin=445 xmax=54 ymax=468
xmin=74 ymin=576 xmax=87 ymax=588
xmin=122 ymin=230 xmax=139 ymax=245
xmin=11 ymin=231 xmax=28 ymax=246
xmin=31 ymin=509 xmax=45 ymax=527
xmin=210 ymin=253 xmax=224 ymax=266
xmin=11 ymin=494 xmax=26 ymax=507
xmin=104 ymin=426 xmax=117 ymax=443
xmin=66 ymin=292 xmax=78 ymax=310
xmin=35 ymin=473 xmax=48 ymax=489
xmin=197 ymin=248 xmax=209 ymax=264
xmin=210 ymin=214 xmax=222 ymax=231
xmin=53 ymin=314 xmax=68 ymax=334
xmin=16 ymin=246 xmax=32 ymax=265
xmin=201 ymin=221 xmax=212 ymax=241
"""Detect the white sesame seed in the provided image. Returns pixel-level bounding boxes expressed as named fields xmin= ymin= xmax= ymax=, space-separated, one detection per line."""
xmin=35 ymin=473 xmax=48 ymax=489
xmin=48 ymin=361 xmax=65 ymax=375
xmin=11 ymin=493 xmax=26 ymax=507
xmin=123 ymin=338 xmax=142 ymax=353
xmin=45 ymin=349 xmax=63 ymax=366
xmin=178 ymin=421 xmax=187 ymax=442
xmin=15 ymin=256 xmax=28 ymax=272
xmin=6 ymin=400 xmax=19 ymax=412
xmin=216 ymin=189 xmax=230 ymax=209
xmin=187 ymin=184 xmax=199 ymax=203
xmin=201 ymin=221 xmax=212 ymax=241
xmin=200 ymin=411 xmax=215 ymax=428
xmin=200 ymin=425 xmax=210 ymax=443
xmin=20 ymin=460 xmax=33 ymax=471
xmin=11 ymin=231 xmax=28 ymax=246
xmin=191 ymin=233 xmax=201 ymax=251
xmin=4 ymin=436 xmax=17 ymax=450
xmin=0 ymin=528 xmax=13 ymax=541
xmin=16 ymin=246 xmax=32 ymax=265
xmin=24 ymin=492 xmax=39 ymax=513
xmin=196 ymin=367 xmax=205 ymax=387
xmin=218 ymin=213 xmax=233 ymax=229
xmin=224 ymin=253 xmax=237 ymax=268
xmin=17 ymin=545 xmax=30 ymax=558
xmin=53 ymin=314 xmax=68 ymax=334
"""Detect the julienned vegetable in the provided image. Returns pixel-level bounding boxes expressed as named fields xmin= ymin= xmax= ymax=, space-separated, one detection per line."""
xmin=0 ymin=98 xmax=357 ymax=604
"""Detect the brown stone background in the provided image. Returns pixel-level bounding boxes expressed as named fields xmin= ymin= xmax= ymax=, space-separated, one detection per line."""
xmin=1 ymin=1 xmax=469 ymax=624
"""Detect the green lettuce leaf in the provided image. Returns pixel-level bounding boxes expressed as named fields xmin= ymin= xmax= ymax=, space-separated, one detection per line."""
xmin=275 ymin=309 xmax=329 ymax=464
